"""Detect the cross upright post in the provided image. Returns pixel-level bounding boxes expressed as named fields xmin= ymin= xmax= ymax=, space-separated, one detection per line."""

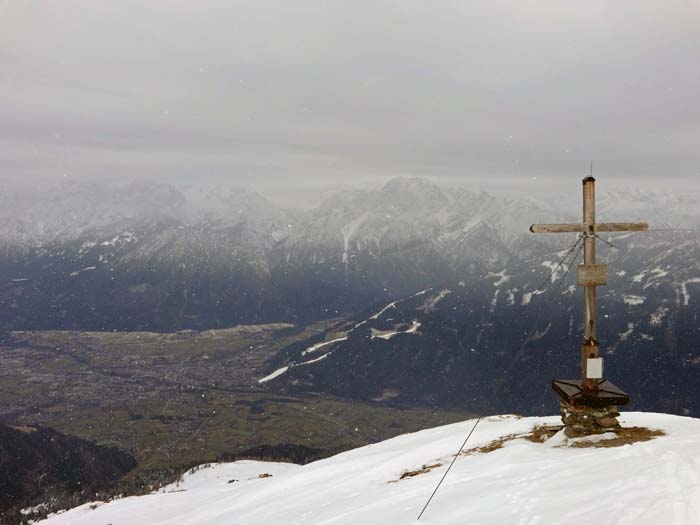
xmin=530 ymin=176 xmax=648 ymax=436
xmin=582 ymin=176 xmax=599 ymax=392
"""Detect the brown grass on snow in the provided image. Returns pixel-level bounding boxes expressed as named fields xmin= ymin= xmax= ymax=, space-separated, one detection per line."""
xmin=569 ymin=426 xmax=665 ymax=448
xmin=388 ymin=424 xmax=664 ymax=483
xmin=389 ymin=463 xmax=444 ymax=483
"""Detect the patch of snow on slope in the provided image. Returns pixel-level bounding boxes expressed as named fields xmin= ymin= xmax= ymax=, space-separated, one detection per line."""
xmin=259 ymin=348 xmax=336 ymax=383
xmin=40 ymin=413 xmax=700 ymax=525
xmin=404 ymin=320 xmax=421 ymax=334
xmin=69 ymin=266 xmax=96 ymax=277
xmin=301 ymin=336 xmax=348 ymax=356
xmin=417 ymin=289 xmax=451 ymax=313
xmin=633 ymin=271 xmax=647 ymax=283
xmin=650 ymin=267 xmax=669 ymax=279
xmin=562 ymin=285 xmax=576 ymax=296
xmin=101 ymin=231 xmax=137 ymax=247
xmin=521 ymin=289 xmax=545 ymax=306
xmin=258 ymin=366 xmax=289 ymax=383
xmin=355 ymin=297 xmax=408 ymax=330
xmin=619 ymin=322 xmax=635 ymax=341
xmin=528 ymin=322 xmax=551 ymax=342
xmin=370 ymin=328 xmax=400 ymax=340
xmin=340 ymin=212 xmax=369 ymax=265
xmin=370 ymin=300 xmax=399 ymax=320
xmin=609 ymin=322 xmax=635 ymax=353
xmin=371 ymin=321 xmax=421 ymax=340
xmin=298 ymin=352 xmax=332 ymax=365
xmin=650 ymin=307 xmax=669 ymax=327
xmin=680 ymin=278 xmax=700 ymax=306
xmin=541 ymin=260 xmax=565 ymax=282
xmin=623 ymin=295 xmax=646 ymax=306
xmin=488 ymin=270 xmax=510 ymax=287
xmin=490 ymin=289 xmax=500 ymax=312
xmin=644 ymin=267 xmax=670 ymax=290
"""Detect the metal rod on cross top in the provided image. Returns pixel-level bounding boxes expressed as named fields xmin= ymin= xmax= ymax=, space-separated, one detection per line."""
xmin=530 ymin=176 xmax=649 ymax=436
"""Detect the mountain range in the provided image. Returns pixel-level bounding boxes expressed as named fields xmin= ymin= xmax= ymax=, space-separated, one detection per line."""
xmin=3 ymin=177 xmax=697 ymax=332
xmin=3 ymin=177 xmax=700 ymax=416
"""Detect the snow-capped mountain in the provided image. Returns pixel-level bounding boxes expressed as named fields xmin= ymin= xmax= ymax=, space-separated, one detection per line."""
xmin=0 ymin=181 xmax=187 ymax=250
xmin=37 ymin=412 xmax=700 ymax=524
xmin=0 ymin=179 xmax=552 ymax=330
xmin=0 ymin=181 xmax=299 ymax=330
xmin=5 ymin=176 xmax=697 ymax=332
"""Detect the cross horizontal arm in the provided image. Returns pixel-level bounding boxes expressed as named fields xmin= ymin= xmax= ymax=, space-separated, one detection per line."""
xmin=529 ymin=222 xmax=648 ymax=234
xmin=530 ymin=223 xmax=583 ymax=233
xmin=594 ymin=222 xmax=648 ymax=232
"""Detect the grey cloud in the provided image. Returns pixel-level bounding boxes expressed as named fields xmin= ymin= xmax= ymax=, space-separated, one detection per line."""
xmin=1 ymin=0 xmax=699 ymax=190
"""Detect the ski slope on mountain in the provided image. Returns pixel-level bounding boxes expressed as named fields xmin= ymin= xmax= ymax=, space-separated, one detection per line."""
xmin=40 ymin=413 xmax=700 ymax=525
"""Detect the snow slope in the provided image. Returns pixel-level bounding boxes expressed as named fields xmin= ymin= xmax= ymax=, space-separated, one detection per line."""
xmin=40 ymin=413 xmax=700 ymax=525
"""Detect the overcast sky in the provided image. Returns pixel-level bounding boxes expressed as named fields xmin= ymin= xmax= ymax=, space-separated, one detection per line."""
xmin=1 ymin=0 xmax=699 ymax=197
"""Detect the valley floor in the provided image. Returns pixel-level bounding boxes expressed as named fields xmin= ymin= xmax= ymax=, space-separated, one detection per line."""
xmin=38 ymin=412 xmax=700 ymax=524
xmin=0 ymin=326 xmax=469 ymax=474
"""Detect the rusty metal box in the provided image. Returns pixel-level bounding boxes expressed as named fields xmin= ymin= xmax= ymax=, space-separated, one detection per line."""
xmin=577 ymin=264 xmax=607 ymax=286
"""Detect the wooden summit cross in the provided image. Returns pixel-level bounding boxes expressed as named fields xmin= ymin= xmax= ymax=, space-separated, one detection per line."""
xmin=530 ymin=177 xmax=648 ymax=427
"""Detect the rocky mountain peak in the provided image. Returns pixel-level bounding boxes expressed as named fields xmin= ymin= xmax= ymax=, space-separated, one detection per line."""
xmin=379 ymin=177 xmax=449 ymax=210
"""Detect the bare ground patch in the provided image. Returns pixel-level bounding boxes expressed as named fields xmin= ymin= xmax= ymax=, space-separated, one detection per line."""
xmin=568 ymin=426 xmax=665 ymax=448
xmin=460 ymin=423 xmax=663 ymax=456
xmin=462 ymin=433 xmax=520 ymax=456
xmin=389 ymin=463 xmax=443 ymax=483
xmin=524 ymin=425 xmax=563 ymax=443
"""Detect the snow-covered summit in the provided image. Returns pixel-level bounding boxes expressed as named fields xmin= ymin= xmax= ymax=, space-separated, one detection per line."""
xmin=40 ymin=412 xmax=700 ymax=524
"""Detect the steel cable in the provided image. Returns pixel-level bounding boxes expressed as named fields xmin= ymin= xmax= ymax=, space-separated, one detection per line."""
xmin=416 ymin=237 xmax=584 ymax=521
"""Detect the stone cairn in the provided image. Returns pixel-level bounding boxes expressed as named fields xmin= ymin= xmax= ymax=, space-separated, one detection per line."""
xmin=560 ymin=401 xmax=620 ymax=438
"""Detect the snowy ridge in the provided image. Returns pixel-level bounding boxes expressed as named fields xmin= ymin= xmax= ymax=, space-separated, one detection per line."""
xmin=3 ymin=178 xmax=700 ymax=268
xmin=40 ymin=413 xmax=700 ymax=525
xmin=370 ymin=320 xmax=421 ymax=340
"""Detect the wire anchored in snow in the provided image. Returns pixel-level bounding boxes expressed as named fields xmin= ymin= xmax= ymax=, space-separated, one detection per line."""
xmin=417 ymin=237 xmax=583 ymax=521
